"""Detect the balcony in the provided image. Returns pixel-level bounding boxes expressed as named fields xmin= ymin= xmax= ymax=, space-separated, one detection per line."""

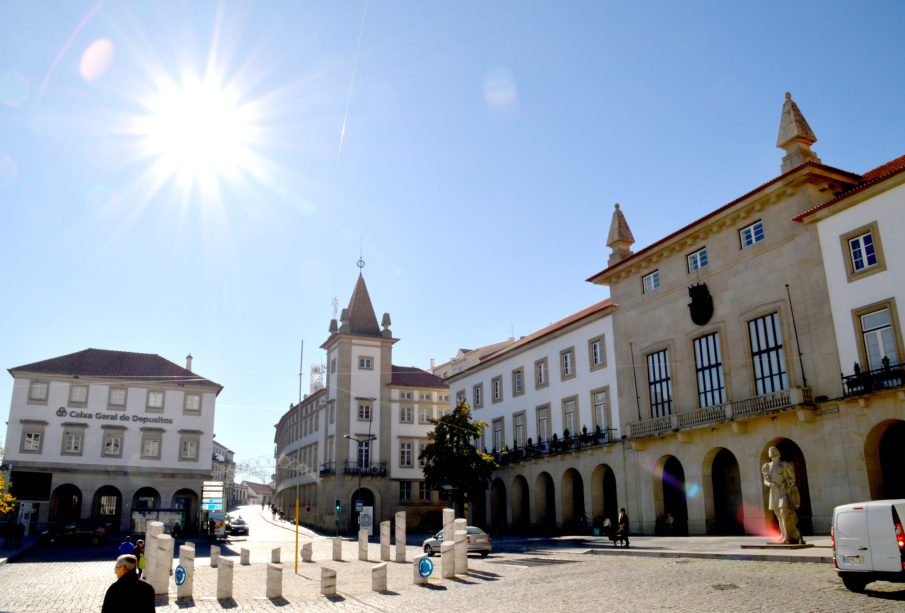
xmin=496 ymin=428 xmax=619 ymax=465
xmin=842 ymin=361 xmax=905 ymax=398
xmin=343 ymin=461 xmax=387 ymax=476
xmin=626 ymin=386 xmax=813 ymax=439
xmin=319 ymin=462 xmax=335 ymax=477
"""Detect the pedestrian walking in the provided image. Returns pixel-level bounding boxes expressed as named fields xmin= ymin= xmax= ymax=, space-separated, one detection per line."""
xmin=102 ymin=554 xmax=155 ymax=613
xmin=132 ymin=539 xmax=146 ymax=578
xmin=617 ymin=507 xmax=630 ymax=547
xmin=117 ymin=535 xmax=134 ymax=556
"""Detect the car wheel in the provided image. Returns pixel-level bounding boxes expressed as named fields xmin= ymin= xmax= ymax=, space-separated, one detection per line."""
xmin=480 ymin=551 xmax=489 ymax=558
xmin=841 ymin=574 xmax=869 ymax=593
xmin=424 ymin=544 xmax=434 ymax=557
xmin=91 ymin=536 xmax=100 ymax=545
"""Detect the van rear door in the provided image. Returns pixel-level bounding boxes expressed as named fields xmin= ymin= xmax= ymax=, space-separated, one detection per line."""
xmin=835 ymin=505 xmax=872 ymax=572
xmin=868 ymin=503 xmax=905 ymax=573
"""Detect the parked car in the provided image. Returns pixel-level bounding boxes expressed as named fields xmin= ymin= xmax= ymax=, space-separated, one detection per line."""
xmin=422 ymin=526 xmax=491 ymax=557
xmin=227 ymin=517 xmax=248 ymax=536
xmin=39 ymin=521 xmax=109 ymax=546
xmin=832 ymin=499 xmax=905 ymax=592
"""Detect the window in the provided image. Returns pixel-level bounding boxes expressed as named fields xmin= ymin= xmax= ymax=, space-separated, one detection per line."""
xmin=420 ymin=393 xmax=432 ymax=401
xmin=439 ymin=394 xmax=449 ymax=402
xmin=687 ymin=247 xmax=709 ymax=272
xmin=358 ymin=403 xmax=372 ymax=422
xmin=330 ymin=358 xmax=336 ymax=373
xmin=748 ymin=312 xmax=788 ymax=395
xmin=357 ymin=439 xmax=371 ymax=467
xmin=536 ymin=405 xmax=551 ymax=442
xmin=98 ymin=495 xmax=118 ymax=516
xmin=560 ymin=347 xmax=576 ymax=380
xmin=146 ymin=390 xmax=165 ymax=411
xmin=562 ymin=398 xmax=578 ymax=435
xmin=141 ymin=432 xmax=162 ymax=459
xmin=28 ymin=381 xmax=48 ymax=403
xmin=473 ymin=383 xmax=483 ymax=408
xmin=400 ymin=406 xmax=414 ymax=423
xmin=418 ymin=440 xmax=427 ymax=468
xmin=358 ymin=356 xmax=373 ymax=370
xmin=180 ymin=439 xmax=198 ymax=461
xmin=592 ymin=389 xmax=611 ymax=433
xmin=492 ymin=418 xmax=504 ymax=452
xmin=69 ymin=384 xmax=88 ymax=405
xmin=328 ymin=402 xmax=335 ymax=424
xmin=694 ymin=332 xmax=726 ymax=407
xmin=438 ymin=407 xmax=450 ymax=418
xmin=400 ymin=441 xmax=413 ymax=468
xmin=184 ymin=393 xmax=201 ymax=414
xmin=512 ymin=368 xmax=524 ymax=396
xmin=108 ymin=387 xmax=127 ymax=409
xmin=535 ymin=357 xmax=548 ymax=388
xmin=849 ymin=232 xmax=877 ymax=272
xmin=857 ymin=304 xmax=900 ymax=370
xmin=62 ymin=428 xmax=84 ymax=455
xmin=646 ymin=349 xmax=673 ymax=417
xmin=588 ymin=336 xmax=605 ymax=370
xmin=20 ymin=426 xmax=44 ymax=453
xmin=491 ymin=376 xmax=503 ymax=403
xmin=455 ymin=390 xmax=466 ymax=404
xmin=513 ymin=412 xmax=526 ymax=448
xmin=740 ymin=220 xmax=765 ymax=248
xmin=399 ymin=481 xmax=412 ymax=503
xmin=842 ymin=222 xmax=886 ymax=281
xmin=102 ymin=430 xmax=123 ymax=458
xmin=419 ymin=482 xmax=432 ymax=502
xmin=419 ymin=407 xmax=433 ymax=424
xmin=400 ymin=391 xmax=413 ymax=400
xmin=642 ymin=270 xmax=660 ymax=293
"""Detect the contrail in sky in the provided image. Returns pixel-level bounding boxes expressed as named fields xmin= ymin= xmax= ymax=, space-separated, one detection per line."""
xmin=334 ymin=0 xmax=369 ymax=178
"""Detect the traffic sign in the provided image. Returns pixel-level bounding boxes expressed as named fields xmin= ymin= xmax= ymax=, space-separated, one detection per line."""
xmin=202 ymin=503 xmax=223 ymax=511
xmin=355 ymin=499 xmax=363 ymax=512
xmin=418 ymin=557 xmax=433 ymax=578
xmin=174 ymin=565 xmax=187 ymax=586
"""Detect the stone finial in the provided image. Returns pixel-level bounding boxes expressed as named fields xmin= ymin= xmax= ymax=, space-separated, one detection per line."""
xmin=339 ymin=308 xmax=350 ymax=333
xmin=381 ymin=312 xmax=392 ymax=338
xmin=606 ymin=203 xmax=635 ymax=266
xmin=777 ymin=92 xmax=821 ymax=173
xmin=329 ymin=318 xmax=338 ymax=334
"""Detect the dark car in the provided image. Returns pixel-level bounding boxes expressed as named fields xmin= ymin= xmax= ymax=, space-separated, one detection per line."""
xmin=226 ymin=517 xmax=248 ymax=536
xmin=39 ymin=521 xmax=109 ymax=546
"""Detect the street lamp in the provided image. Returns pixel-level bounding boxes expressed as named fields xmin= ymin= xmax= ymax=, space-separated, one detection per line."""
xmin=344 ymin=433 xmax=377 ymax=529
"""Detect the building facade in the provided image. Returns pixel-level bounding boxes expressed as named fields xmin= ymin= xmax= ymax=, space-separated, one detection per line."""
xmin=211 ymin=440 xmax=237 ymax=509
xmin=272 ymin=273 xmax=447 ymax=532
xmin=3 ymin=349 xmax=222 ymax=535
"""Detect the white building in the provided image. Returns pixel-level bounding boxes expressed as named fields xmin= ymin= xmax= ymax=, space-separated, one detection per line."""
xmin=3 ymin=349 xmax=222 ymax=535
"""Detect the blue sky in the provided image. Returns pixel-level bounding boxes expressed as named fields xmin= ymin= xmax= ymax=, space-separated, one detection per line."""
xmin=2 ymin=1 xmax=903 ymax=477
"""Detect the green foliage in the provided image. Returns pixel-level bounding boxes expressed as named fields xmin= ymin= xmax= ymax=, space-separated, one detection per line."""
xmin=419 ymin=401 xmax=498 ymax=508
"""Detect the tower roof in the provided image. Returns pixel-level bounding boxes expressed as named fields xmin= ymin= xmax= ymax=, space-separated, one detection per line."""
xmin=345 ymin=274 xmax=382 ymax=338
xmin=777 ymin=92 xmax=820 ymax=173
xmin=606 ymin=203 xmax=635 ymax=266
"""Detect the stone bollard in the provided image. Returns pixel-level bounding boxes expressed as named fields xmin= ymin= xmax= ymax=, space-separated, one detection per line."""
xmin=372 ymin=562 xmax=388 ymax=592
xmin=271 ymin=547 xmax=281 ymax=564
xmin=441 ymin=541 xmax=455 ymax=579
xmin=380 ymin=521 xmax=391 ymax=561
xmin=240 ymin=548 xmax=250 ymax=565
xmin=454 ymin=529 xmax=468 ymax=574
xmin=320 ymin=567 xmax=337 ymax=596
xmin=413 ymin=553 xmax=429 ymax=585
xmin=266 ymin=562 xmax=282 ymax=599
xmin=217 ymin=558 xmax=234 ymax=600
xmin=332 ymin=537 xmax=342 ymax=561
xmin=395 ymin=512 xmax=407 ymax=563
xmin=177 ymin=544 xmax=195 ymax=601
xmin=210 ymin=545 xmax=220 ymax=568
xmin=301 ymin=542 xmax=313 ymax=562
xmin=151 ymin=534 xmax=174 ymax=596
xmin=442 ymin=509 xmax=455 ymax=541
xmin=144 ymin=521 xmax=164 ymax=593
xmin=358 ymin=529 xmax=369 ymax=561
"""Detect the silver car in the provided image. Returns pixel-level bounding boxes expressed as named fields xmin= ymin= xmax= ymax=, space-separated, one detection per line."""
xmin=422 ymin=526 xmax=491 ymax=557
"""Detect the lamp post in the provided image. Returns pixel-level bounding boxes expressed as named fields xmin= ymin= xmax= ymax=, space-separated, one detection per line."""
xmin=344 ymin=434 xmax=377 ymax=530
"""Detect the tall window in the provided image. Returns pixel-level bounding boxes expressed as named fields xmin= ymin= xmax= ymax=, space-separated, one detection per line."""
xmin=740 ymin=220 xmax=765 ymax=248
xmin=560 ymin=347 xmax=576 ymax=380
xmin=849 ymin=232 xmax=877 ymax=272
xmin=180 ymin=439 xmax=198 ymax=460
xmin=492 ymin=418 xmax=504 ymax=451
xmin=473 ymin=383 xmax=483 ymax=408
xmin=184 ymin=393 xmax=201 ymax=414
xmin=357 ymin=440 xmax=371 ymax=468
xmin=400 ymin=441 xmax=413 ymax=468
xmin=399 ymin=481 xmax=412 ymax=503
xmin=642 ymin=270 xmax=661 ymax=293
xmin=400 ymin=406 xmax=414 ymax=423
xmin=492 ymin=376 xmax=503 ymax=402
xmin=694 ymin=332 xmax=726 ymax=407
xmin=141 ymin=435 xmax=161 ymax=459
xmin=103 ymin=433 xmax=122 ymax=457
xmin=588 ymin=337 xmax=605 ymax=370
xmin=593 ymin=389 xmax=609 ymax=432
xmin=646 ymin=349 xmax=673 ymax=418
xmin=512 ymin=368 xmax=524 ymax=396
xmin=419 ymin=482 xmax=432 ymax=502
xmin=419 ymin=407 xmax=432 ymax=424
xmin=418 ymin=440 xmax=427 ymax=468
xmin=358 ymin=403 xmax=371 ymax=422
xmin=860 ymin=306 xmax=899 ymax=369
xmin=687 ymin=247 xmax=709 ymax=272
xmin=535 ymin=358 xmax=548 ymax=388
xmin=62 ymin=429 xmax=83 ymax=455
xmin=562 ymin=398 xmax=577 ymax=435
xmin=22 ymin=430 xmax=42 ymax=452
xmin=513 ymin=413 xmax=525 ymax=447
xmin=748 ymin=313 xmax=788 ymax=394
xmin=537 ymin=405 xmax=551 ymax=442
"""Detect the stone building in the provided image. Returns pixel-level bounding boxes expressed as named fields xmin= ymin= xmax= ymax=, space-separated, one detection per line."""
xmin=3 ymin=349 xmax=222 ymax=535
xmin=272 ymin=272 xmax=447 ymax=532
xmin=211 ymin=440 xmax=237 ymax=508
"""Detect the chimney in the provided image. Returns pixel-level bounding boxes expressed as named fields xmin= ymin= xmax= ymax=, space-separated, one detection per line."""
xmin=185 ymin=354 xmax=193 ymax=371
xmin=430 ymin=358 xmax=436 ymax=369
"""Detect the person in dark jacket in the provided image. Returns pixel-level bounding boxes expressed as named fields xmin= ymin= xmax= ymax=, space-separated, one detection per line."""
xmin=617 ymin=507 xmax=630 ymax=547
xmin=102 ymin=554 xmax=155 ymax=613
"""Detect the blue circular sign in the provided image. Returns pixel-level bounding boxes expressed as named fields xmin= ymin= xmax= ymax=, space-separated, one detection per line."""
xmin=174 ymin=565 xmax=187 ymax=586
xmin=418 ymin=557 xmax=433 ymax=578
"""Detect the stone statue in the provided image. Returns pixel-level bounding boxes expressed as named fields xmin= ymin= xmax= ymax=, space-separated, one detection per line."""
xmin=762 ymin=446 xmax=803 ymax=544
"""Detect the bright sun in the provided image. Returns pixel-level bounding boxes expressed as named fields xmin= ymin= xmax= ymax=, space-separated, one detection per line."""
xmin=136 ymin=74 xmax=258 ymax=194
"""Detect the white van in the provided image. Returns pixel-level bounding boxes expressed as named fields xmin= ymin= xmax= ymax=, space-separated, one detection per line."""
xmin=832 ymin=499 xmax=905 ymax=592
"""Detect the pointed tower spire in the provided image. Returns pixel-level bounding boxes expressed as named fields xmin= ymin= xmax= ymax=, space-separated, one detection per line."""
xmin=607 ymin=203 xmax=635 ymax=266
xmin=777 ymin=92 xmax=820 ymax=173
xmin=345 ymin=274 xmax=382 ymax=338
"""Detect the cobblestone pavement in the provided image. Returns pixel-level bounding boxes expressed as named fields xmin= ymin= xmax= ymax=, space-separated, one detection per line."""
xmin=2 ymin=540 xmax=905 ymax=612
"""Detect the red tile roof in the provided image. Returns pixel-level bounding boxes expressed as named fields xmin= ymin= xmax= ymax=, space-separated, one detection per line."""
xmin=391 ymin=365 xmax=448 ymax=389
xmin=795 ymin=153 xmax=905 ymax=221
xmin=9 ymin=348 xmax=222 ymax=390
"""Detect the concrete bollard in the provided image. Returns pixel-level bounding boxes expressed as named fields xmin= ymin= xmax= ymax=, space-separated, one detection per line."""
xmin=395 ymin=512 xmax=407 ymax=563
xmin=441 ymin=541 xmax=455 ymax=579
xmin=372 ymin=562 xmax=388 ymax=592
xmin=301 ymin=542 xmax=313 ymax=562
xmin=380 ymin=521 xmax=391 ymax=561
xmin=151 ymin=533 xmax=174 ymax=596
xmin=177 ymin=544 xmax=195 ymax=601
xmin=217 ymin=558 xmax=234 ymax=600
xmin=266 ymin=562 xmax=282 ymax=599
xmin=332 ymin=537 xmax=342 ymax=561
xmin=454 ymin=529 xmax=468 ymax=574
xmin=271 ymin=547 xmax=281 ymax=564
xmin=413 ymin=553 xmax=429 ymax=585
xmin=320 ymin=567 xmax=337 ymax=596
xmin=210 ymin=544 xmax=220 ymax=568
xmin=442 ymin=509 xmax=455 ymax=541
xmin=240 ymin=548 xmax=250 ymax=565
xmin=144 ymin=522 xmax=164 ymax=594
xmin=359 ymin=529 xmax=369 ymax=561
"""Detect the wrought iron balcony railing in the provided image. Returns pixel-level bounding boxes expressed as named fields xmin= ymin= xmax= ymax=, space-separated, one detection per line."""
xmin=842 ymin=361 xmax=904 ymax=397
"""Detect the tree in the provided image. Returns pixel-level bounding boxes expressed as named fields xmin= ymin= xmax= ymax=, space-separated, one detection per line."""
xmin=419 ymin=401 xmax=498 ymax=516
xmin=0 ymin=448 xmax=14 ymax=515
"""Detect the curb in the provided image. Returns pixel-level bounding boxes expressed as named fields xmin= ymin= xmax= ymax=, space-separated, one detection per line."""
xmin=583 ymin=547 xmax=833 ymax=564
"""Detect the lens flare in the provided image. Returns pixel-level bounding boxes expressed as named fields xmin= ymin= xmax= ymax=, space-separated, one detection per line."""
xmin=79 ymin=38 xmax=115 ymax=81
